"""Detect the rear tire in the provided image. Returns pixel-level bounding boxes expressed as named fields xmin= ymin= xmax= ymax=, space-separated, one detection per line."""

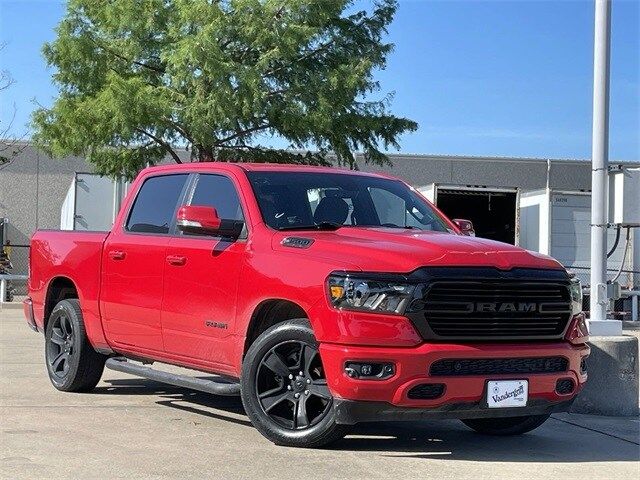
xmin=461 ymin=414 xmax=550 ymax=435
xmin=241 ymin=319 xmax=350 ymax=448
xmin=45 ymin=299 xmax=106 ymax=392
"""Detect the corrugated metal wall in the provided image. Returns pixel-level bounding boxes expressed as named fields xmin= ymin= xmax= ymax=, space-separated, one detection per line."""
xmin=1 ymin=143 xmax=637 ymax=247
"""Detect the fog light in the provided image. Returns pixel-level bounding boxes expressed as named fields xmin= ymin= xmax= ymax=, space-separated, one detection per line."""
xmin=345 ymin=367 xmax=358 ymax=378
xmin=580 ymin=356 xmax=588 ymax=374
xmin=556 ymin=378 xmax=575 ymax=395
xmin=344 ymin=362 xmax=395 ymax=380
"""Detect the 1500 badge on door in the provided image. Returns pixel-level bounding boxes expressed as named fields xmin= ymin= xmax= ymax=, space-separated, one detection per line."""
xmin=205 ymin=320 xmax=228 ymax=330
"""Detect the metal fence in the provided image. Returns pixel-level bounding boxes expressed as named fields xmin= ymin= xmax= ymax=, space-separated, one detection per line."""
xmin=2 ymin=244 xmax=29 ymax=296
xmin=567 ymin=265 xmax=637 ymax=289
xmin=569 ymin=266 xmax=640 ymax=321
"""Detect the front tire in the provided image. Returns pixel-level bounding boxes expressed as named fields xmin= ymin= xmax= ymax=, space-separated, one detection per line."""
xmin=461 ymin=414 xmax=550 ymax=435
xmin=45 ymin=299 xmax=106 ymax=392
xmin=241 ymin=319 xmax=349 ymax=448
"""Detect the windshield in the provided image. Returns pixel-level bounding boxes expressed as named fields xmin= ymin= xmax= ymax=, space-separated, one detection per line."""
xmin=246 ymin=171 xmax=452 ymax=232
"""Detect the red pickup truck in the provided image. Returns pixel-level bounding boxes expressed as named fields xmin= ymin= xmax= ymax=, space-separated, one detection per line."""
xmin=24 ymin=163 xmax=589 ymax=447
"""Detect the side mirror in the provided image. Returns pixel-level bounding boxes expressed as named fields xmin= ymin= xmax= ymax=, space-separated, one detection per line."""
xmin=176 ymin=205 xmax=243 ymax=238
xmin=453 ymin=218 xmax=475 ymax=236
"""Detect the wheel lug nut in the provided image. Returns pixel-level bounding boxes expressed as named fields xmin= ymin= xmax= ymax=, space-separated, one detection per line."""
xmin=304 ymin=390 xmax=309 ymax=395
xmin=288 ymin=374 xmax=293 ymax=380
xmin=306 ymin=379 xmax=311 ymax=384
xmin=299 ymin=371 xmax=303 ymax=376
xmin=287 ymin=385 xmax=292 ymax=390
xmin=294 ymin=393 xmax=300 ymax=399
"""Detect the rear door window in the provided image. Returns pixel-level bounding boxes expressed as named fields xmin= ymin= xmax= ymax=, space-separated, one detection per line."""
xmin=126 ymin=174 xmax=188 ymax=234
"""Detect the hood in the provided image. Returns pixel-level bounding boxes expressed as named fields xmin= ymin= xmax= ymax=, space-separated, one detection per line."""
xmin=271 ymin=227 xmax=563 ymax=272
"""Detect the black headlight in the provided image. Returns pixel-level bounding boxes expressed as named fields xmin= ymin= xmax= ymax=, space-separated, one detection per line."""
xmin=327 ymin=273 xmax=416 ymax=314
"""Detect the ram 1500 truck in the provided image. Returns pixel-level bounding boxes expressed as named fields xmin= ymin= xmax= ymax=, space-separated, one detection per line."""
xmin=24 ymin=163 xmax=589 ymax=448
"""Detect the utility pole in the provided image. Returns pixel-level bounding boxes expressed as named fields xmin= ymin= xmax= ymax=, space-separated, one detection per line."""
xmin=568 ymin=0 xmax=638 ymax=418
xmin=589 ymin=0 xmax=621 ymax=335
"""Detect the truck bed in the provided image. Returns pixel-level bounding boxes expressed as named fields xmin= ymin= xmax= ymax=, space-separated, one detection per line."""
xmin=29 ymin=230 xmax=109 ymax=342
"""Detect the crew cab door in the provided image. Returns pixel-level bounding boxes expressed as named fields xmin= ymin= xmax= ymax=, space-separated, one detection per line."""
xmin=161 ymin=173 xmax=247 ymax=368
xmin=101 ymin=174 xmax=189 ymax=352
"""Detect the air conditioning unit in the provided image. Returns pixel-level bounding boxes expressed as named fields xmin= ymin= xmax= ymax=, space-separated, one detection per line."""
xmin=610 ymin=168 xmax=640 ymax=226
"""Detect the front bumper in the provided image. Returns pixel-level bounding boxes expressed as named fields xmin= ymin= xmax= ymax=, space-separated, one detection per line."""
xmin=320 ymin=340 xmax=589 ymax=411
xmin=333 ymin=397 xmax=576 ymax=425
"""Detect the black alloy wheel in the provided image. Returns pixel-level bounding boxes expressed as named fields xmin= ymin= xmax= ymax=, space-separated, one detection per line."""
xmin=256 ymin=340 xmax=332 ymax=430
xmin=44 ymin=299 xmax=106 ymax=392
xmin=241 ymin=319 xmax=350 ymax=447
xmin=46 ymin=310 xmax=75 ymax=380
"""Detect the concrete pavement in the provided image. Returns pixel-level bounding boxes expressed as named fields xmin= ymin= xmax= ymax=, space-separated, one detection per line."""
xmin=1 ymin=308 xmax=638 ymax=479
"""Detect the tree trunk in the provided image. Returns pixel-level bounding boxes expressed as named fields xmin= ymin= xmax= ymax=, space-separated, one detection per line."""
xmin=196 ymin=145 xmax=215 ymax=162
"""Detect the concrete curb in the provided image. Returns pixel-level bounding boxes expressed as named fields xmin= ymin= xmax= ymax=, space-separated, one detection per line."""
xmin=0 ymin=302 xmax=23 ymax=311
xmin=571 ymin=335 xmax=639 ymax=416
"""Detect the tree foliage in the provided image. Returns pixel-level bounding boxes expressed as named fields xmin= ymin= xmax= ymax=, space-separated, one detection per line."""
xmin=1 ymin=44 xmax=27 ymax=167
xmin=33 ymin=0 xmax=417 ymax=178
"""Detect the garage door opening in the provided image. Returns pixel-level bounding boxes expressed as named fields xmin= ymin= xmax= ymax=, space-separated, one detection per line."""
xmin=436 ymin=189 xmax=518 ymax=244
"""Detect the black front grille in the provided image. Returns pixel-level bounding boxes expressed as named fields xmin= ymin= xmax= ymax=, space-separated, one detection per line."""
xmin=407 ymin=383 xmax=445 ymax=399
xmin=422 ymin=280 xmax=572 ymax=340
xmin=430 ymin=357 xmax=569 ymax=376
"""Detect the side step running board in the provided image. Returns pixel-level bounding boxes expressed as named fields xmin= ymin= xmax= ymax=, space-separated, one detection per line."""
xmin=105 ymin=357 xmax=241 ymax=396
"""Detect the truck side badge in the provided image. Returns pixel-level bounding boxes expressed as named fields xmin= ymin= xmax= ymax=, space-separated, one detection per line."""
xmin=281 ymin=237 xmax=314 ymax=249
xmin=205 ymin=321 xmax=228 ymax=330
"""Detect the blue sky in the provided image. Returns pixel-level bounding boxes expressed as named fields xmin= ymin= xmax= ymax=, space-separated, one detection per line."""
xmin=1 ymin=0 xmax=638 ymax=160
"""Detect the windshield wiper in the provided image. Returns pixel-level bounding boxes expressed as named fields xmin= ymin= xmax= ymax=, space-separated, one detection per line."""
xmin=277 ymin=222 xmax=343 ymax=231
xmin=376 ymin=223 xmax=420 ymax=230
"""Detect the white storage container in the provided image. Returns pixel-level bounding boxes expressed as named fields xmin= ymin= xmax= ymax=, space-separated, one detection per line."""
xmin=60 ymin=173 xmax=128 ymax=231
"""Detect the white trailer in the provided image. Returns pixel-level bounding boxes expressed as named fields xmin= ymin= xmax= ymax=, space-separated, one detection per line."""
xmin=418 ymin=184 xmax=520 ymax=245
xmin=519 ymin=189 xmax=635 ymax=287
xmin=60 ymin=173 xmax=129 ymax=231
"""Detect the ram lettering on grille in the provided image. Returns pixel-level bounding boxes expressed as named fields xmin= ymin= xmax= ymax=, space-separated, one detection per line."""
xmin=421 ymin=280 xmax=573 ymax=339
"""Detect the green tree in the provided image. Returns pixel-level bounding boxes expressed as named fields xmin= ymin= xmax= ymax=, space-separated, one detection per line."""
xmin=32 ymin=0 xmax=416 ymax=178
xmin=1 ymin=44 xmax=27 ymax=167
